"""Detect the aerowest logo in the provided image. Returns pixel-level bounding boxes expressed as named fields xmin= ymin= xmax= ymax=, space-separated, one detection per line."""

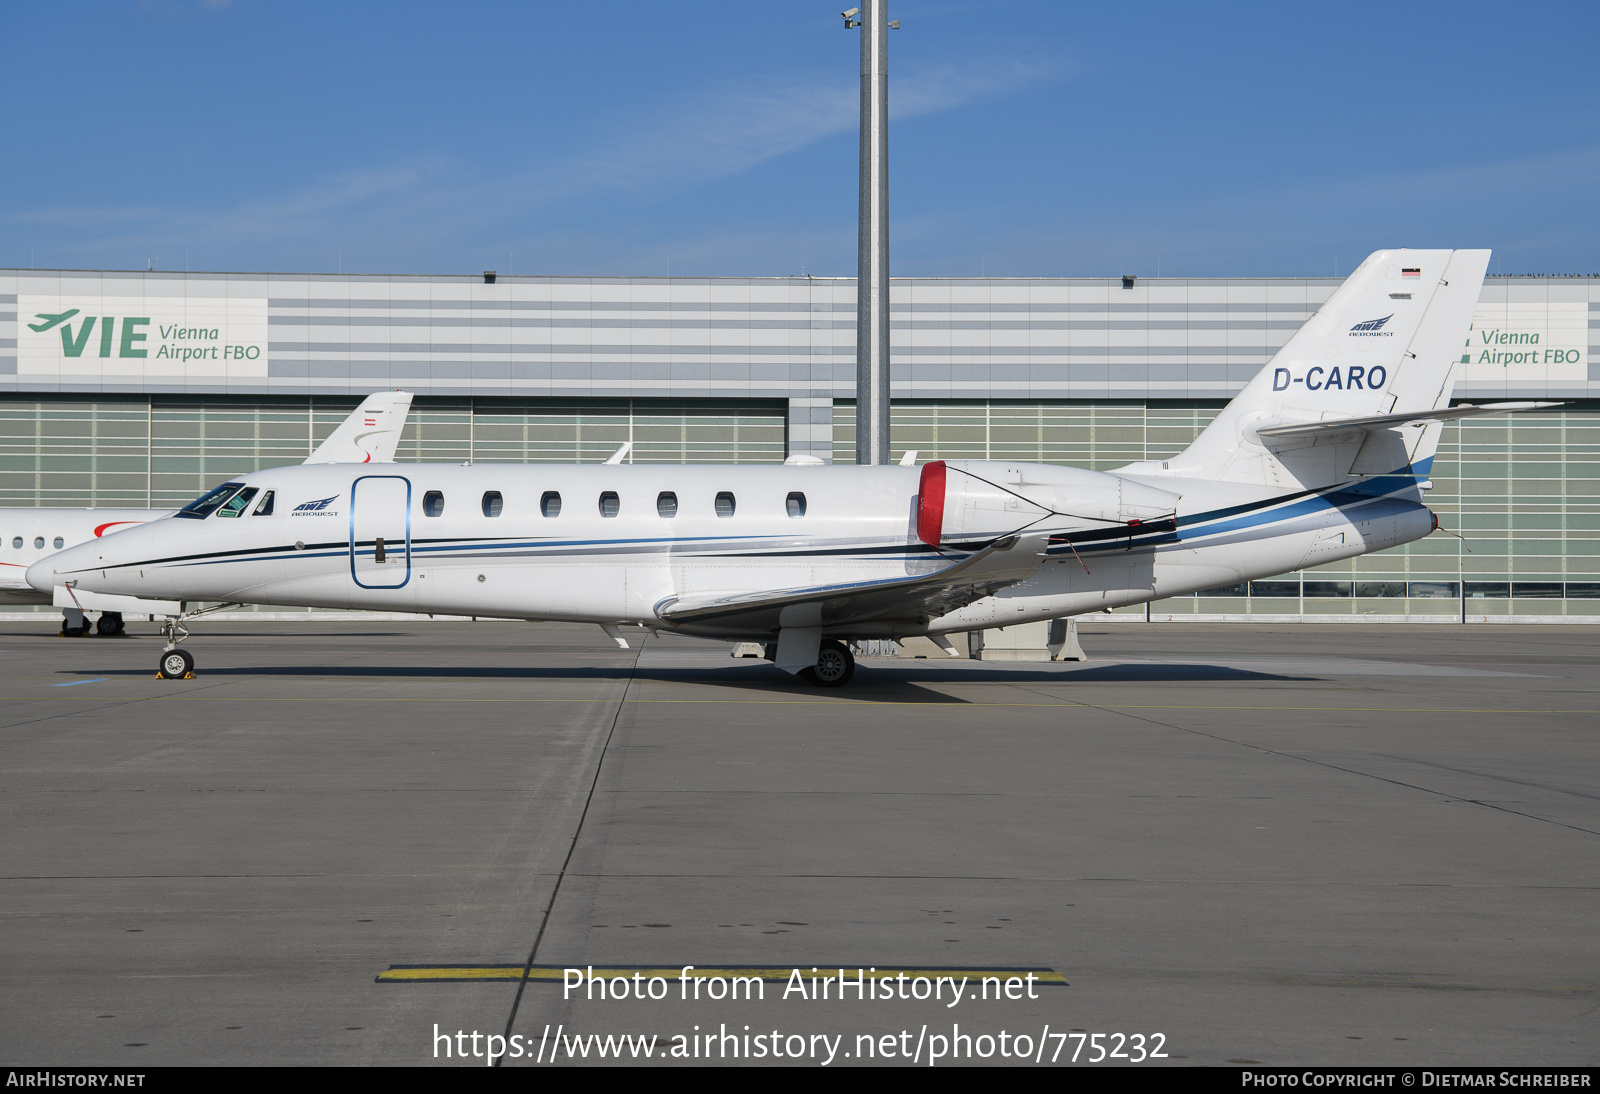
xmin=293 ymin=495 xmax=340 ymax=516
xmin=1349 ymin=314 xmax=1394 ymax=337
xmin=27 ymin=307 xmax=262 ymax=362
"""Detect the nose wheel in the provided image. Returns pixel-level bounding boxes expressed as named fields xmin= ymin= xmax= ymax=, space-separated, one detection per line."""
xmin=150 ymin=601 xmax=238 ymax=680
xmin=158 ymin=648 xmax=195 ymax=680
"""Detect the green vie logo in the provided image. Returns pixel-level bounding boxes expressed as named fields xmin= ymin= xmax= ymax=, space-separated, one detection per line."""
xmin=28 ymin=309 xmax=150 ymax=358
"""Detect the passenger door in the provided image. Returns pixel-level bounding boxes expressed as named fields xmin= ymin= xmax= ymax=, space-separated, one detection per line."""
xmin=350 ymin=475 xmax=411 ymax=589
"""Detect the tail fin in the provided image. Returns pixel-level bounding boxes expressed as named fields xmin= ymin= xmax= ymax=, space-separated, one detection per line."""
xmin=304 ymin=390 xmax=415 ymax=465
xmin=1172 ymin=249 xmax=1490 ymax=487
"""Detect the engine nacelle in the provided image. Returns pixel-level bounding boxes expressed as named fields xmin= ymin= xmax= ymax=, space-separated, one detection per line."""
xmin=916 ymin=460 xmax=1180 ymax=546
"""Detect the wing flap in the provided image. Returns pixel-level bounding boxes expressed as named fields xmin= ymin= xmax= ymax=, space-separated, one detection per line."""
xmin=655 ymin=531 xmax=1050 ymax=632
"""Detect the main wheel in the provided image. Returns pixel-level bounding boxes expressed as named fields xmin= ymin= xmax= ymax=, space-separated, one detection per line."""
xmin=804 ymin=640 xmax=855 ymax=687
xmin=96 ymin=612 xmax=125 ymax=636
xmin=158 ymin=648 xmax=195 ymax=680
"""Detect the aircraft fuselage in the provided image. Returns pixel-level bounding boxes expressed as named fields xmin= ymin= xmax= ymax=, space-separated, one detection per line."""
xmin=31 ymin=459 xmax=1433 ymax=640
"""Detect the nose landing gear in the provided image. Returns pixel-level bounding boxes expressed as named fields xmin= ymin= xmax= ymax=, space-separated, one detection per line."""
xmin=158 ymin=648 xmax=195 ymax=680
xmin=153 ymin=602 xmax=241 ymax=680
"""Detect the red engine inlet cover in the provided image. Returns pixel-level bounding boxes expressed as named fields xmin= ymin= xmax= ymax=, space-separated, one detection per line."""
xmin=917 ymin=461 xmax=947 ymax=547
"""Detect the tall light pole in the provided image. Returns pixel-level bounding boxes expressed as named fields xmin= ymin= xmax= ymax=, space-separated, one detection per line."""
xmin=844 ymin=4 xmax=897 ymax=465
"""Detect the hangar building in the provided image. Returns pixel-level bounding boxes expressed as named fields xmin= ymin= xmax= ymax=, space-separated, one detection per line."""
xmin=2 ymin=266 xmax=1596 ymax=621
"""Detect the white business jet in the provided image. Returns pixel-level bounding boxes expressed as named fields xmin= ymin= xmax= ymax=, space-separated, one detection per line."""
xmin=30 ymin=250 xmax=1554 ymax=684
xmin=3 ymin=391 xmax=412 ymax=634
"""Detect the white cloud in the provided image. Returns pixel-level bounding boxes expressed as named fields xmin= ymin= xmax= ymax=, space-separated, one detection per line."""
xmin=510 ymin=57 xmax=1059 ymax=204
xmin=8 ymin=163 xmax=444 ymax=252
xmin=5 ymin=56 xmax=1060 ymax=268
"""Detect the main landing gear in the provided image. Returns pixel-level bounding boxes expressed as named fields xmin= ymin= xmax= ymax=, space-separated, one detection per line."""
xmin=799 ymin=640 xmax=855 ymax=688
xmin=154 ymin=602 xmax=241 ymax=680
xmin=59 ymin=610 xmax=126 ymax=637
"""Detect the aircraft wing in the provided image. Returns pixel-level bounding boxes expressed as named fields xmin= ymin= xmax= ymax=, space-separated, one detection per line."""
xmin=304 ymin=391 xmax=415 ymax=464
xmin=655 ymin=530 xmax=1050 ymax=631
xmin=1254 ymin=401 xmax=1560 ymax=443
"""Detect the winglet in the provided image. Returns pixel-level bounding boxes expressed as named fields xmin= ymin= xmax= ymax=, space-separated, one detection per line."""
xmin=304 ymin=391 xmax=414 ymax=465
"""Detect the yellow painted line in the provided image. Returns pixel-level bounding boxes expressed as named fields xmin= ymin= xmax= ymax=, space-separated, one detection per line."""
xmin=1 ymin=696 xmax=1596 ymax=715
xmin=376 ymin=964 xmax=1066 ymax=985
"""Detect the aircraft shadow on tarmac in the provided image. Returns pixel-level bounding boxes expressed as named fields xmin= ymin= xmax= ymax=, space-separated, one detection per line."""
xmin=81 ymin=659 xmax=1306 ymax=704
xmin=889 ymin=662 xmax=1309 ymax=683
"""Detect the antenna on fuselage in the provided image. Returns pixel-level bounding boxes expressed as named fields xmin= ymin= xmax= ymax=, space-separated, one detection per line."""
xmin=603 ymin=442 xmax=633 ymax=465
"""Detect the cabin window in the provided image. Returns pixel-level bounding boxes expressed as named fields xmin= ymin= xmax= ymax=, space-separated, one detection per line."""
xmin=714 ymin=491 xmax=736 ymax=518
xmin=541 ymin=491 xmax=562 ymax=518
xmin=657 ymin=491 xmax=678 ymax=518
xmin=215 ymin=487 xmax=259 ymax=518
xmin=34 ymin=537 xmax=45 ymax=549
xmin=10 ymin=538 xmax=19 ymax=549
xmin=53 ymin=536 xmax=64 ymax=549
xmin=786 ymin=492 xmax=807 ymax=518
xmin=422 ymin=490 xmax=444 ymax=517
xmin=253 ymin=491 xmax=275 ymax=516
xmin=482 ymin=491 xmax=503 ymax=518
xmin=177 ymin=482 xmax=245 ymax=519
xmin=599 ymin=491 xmax=620 ymax=518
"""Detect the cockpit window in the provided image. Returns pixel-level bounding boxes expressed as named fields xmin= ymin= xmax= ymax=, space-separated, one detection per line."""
xmin=253 ymin=490 xmax=275 ymax=516
xmin=177 ymin=482 xmax=245 ymax=519
xmin=215 ymin=487 xmax=259 ymax=518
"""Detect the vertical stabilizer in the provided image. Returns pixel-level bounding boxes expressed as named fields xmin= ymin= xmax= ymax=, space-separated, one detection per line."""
xmin=304 ymin=390 xmax=415 ymax=465
xmin=1171 ymin=249 xmax=1490 ymax=487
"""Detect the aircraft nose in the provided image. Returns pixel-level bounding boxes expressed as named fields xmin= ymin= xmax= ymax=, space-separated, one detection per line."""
xmin=26 ymin=553 xmax=66 ymax=592
xmin=27 ymin=536 xmax=115 ymax=592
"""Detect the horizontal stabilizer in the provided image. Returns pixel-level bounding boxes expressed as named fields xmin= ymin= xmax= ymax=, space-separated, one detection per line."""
xmin=656 ymin=531 xmax=1051 ymax=632
xmin=304 ymin=391 xmax=414 ymax=465
xmin=1254 ymin=401 xmax=1561 ymax=443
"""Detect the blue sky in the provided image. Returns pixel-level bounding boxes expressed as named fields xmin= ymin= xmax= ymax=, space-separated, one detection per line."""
xmin=5 ymin=1 xmax=1597 ymax=278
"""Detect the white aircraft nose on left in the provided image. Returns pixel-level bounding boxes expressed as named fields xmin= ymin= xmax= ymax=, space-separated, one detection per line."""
xmin=26 ymin=531 xmax=130 ymax=594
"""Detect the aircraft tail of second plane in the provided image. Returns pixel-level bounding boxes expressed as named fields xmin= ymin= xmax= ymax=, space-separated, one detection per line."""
xmin=1167 ymin=249 xmax=1493 ymax=490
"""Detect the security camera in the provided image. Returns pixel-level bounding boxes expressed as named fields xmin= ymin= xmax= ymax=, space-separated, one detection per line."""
xmin=842 ymin=7 xmax=860 ymax=16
